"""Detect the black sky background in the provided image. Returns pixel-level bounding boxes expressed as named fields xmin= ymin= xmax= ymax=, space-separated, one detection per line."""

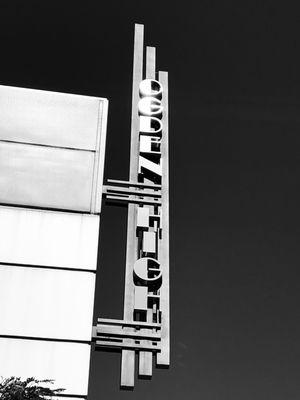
xmin=1 ymin=1 xmax=300 ymax=399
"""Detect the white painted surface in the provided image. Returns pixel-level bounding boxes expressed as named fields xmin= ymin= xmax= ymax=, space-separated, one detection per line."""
xmin=0 ymin=85 xmax=106 ymax=151
xmin=0 ymin=207 xmax=99 ymax=270
xmin=54 ymin=398 xmax=86 ymax=400
xmin=134 ymin=286 xmax=148 ymax=311
xmin=0 ymin=265 xmax=95 ymax=340
xmin=0 ymin=141 xmax=95 ymax=211
xmin=137 ymin=206 xmax=150 ymax=228
xmin=143 ymin=231 xmax=156 ymax=253
xmin=0 ymin=339 xmax=91 ymax=395
xmin=0 ymin=85 xmax=108 ymax=393
xmin=140 ymin=136 xmax=152 ymax=153
xmin=0 ymin=85 xmax=108 ymax=213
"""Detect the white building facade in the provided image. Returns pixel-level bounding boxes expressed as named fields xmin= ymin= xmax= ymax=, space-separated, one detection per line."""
xmin=0 ymin=85 xmax=108 ymax=398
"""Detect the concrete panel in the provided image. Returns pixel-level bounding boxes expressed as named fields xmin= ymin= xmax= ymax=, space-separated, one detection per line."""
xmin=0 ymin=85 xmax=106 ymax=151
xmin=0 ymin=207 xmax=99 ymax=270
xmin=0 ymin=141 xmax=95 ymax=211
xmin=0 ymin=265 xmax=95 ymax=341
xmin=54 ymin=398 xmax=86 ymax=400
xmin=0 ymin=339 xmax=91 ymax=395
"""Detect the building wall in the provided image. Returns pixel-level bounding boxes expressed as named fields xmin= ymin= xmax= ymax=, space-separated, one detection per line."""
xmin=0 ymin=85 xmax=108 ymax=397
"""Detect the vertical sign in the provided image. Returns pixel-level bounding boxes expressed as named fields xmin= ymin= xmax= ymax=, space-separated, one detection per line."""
xmin=0 ymin=85 xmax=108 ymax=398
xmin=95 ymin=23 xmax=170 ymax=389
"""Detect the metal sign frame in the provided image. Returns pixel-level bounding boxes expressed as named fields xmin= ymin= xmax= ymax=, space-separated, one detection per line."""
xmin=94 ymin=23 xmax=169 ymax=389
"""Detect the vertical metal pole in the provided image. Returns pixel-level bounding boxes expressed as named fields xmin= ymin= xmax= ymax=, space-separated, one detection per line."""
xmin=120 ymin=23 xmax=144 ymax=389
xmin=138 ymin=45 xmax=156 ymax=378
xmin=156 ymin=71 xmax=170 ymax=366
xmin=146 ymin=46 xmax=156 ymax=80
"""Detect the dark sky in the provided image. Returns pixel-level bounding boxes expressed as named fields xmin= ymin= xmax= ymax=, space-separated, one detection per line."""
xmin=1 ymin=1 xmax=300 ymax=399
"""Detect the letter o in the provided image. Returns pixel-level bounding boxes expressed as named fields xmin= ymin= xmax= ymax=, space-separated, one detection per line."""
xmin=139 ymin=79 xmax=163 ymax=98
xmin=138 ymin=97 xmax=163 ymax=116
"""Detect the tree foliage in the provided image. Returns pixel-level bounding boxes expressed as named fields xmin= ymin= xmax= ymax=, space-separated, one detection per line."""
xmin=0 ymin=377 xmax=65 ymax=400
